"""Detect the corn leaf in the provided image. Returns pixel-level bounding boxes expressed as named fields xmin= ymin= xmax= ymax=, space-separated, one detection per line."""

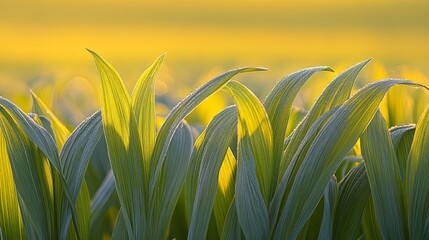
xmin=390 ymin=125 xmax=415 ymax=179
xmin=333 ymin=163 xmax=370 ymax=240
xmin=220 ymin=199 xmax=242 ymax=240
xmin=149 ymin=122 xmax=193 ymax=239
xmin=214 ymin=149 xmax=237 ymax=236
xmin=187 ymin=106 xmax=237 ymax=240
xmin=318 ymin=177 xmax=337 ymax=240
xmin=89 ymin=50 xmax=146 ymax=239
xmin=269 ymin=60 xmax=370 ymax=229
xmin=361 ymin=196 xmax=383 ymax=240
xmin=59 ymin=111 xmax=103 ymax=238
xmin=0 ymin=128 xmax=26 ymax=240
xmin=269 ymin=107 xmax=338 ymax=235
xmin=90 ymin=170 xmax=116 ymax=230
xmin=405 ymin=104 xmax=429 ymax=239
xmin=112 ymin=209 xmax=128 ymax=240
xmin=0 ymin=108 xmax=54 ymax=239
xmin=274 ymin=79 xmax=426 ymax=239
xmin=278 ymin=59 xmax=370 ymax=181
xmin=31 ymin=90 xmax=71 ymax=150
xmin=149 ymin=67 xmax=266 ymax=198
xmin=223 ymin=81 xmax=272 ymax=239
xmin=263 ymin=66 xmax=333 ymax=187
xmin=361 ymin=110 xmax=407 ymax=239
xmin=131 ymin=54 xmax=165 ymax=182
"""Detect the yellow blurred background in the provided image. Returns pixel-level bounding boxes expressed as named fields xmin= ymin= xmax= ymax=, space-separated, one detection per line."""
xmin=1 ymin=0 xmax=429 ymax=123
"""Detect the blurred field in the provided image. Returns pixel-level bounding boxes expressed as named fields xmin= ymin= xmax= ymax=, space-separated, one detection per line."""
xmin=1 ymin=0 xmax=429 ymax=124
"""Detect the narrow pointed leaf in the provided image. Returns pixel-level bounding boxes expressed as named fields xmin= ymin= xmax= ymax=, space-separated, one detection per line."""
xmin=264 ymin=66 xmax=333 ymax=186
xmin=0 ymin=109 xmax=54 ymax=239
xmin=150 ymin=122 xmax=193 ymax=239
xmin=405 ymin=104 xmax=429 ymax=239
xmin=187 ymin=106 xmax=237 ymax=240
xmin=361 ymin=110 xmax=406 ymax=239
xmin=318 ymin=177 xmax=337 ymax=240
xmin=223 ymin=81 xmax=273 ymax=202
xmin=278 ymin=59 xmax=370 ymax=180
xmin=0 ymin=128 xmax=26 ymax=240
xmin=149 ymin=67 xmax=266 ymax=197
xmin=333 ymin=163 xmax=370 ymax=240
xmin=31 ymin=91 xmax=71 ymax=149
xmin=220 ymin=200 xmax=242 ymax=240
xmin=274 ymin=79 xmax=427 ymax=239
xmin=223 ymin=80 xmax=272 ymax=239
xmin=89 ymin=50 xmax=146 ymax=239
xmin=390 ymin=125 xmax=415 ymax=179
xmin=131 ymin=54 xmax=165 ymax=181
xmin=59 ymin=111 xmax=103 ymax=238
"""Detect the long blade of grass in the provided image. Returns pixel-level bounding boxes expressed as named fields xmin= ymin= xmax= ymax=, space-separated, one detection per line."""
xmin=89 ymin=50 xmax=146 ymax=239
xmin=361 ymin=110 xmax=407 ymax=239
xmin=274 ymin=79 xmax=427 ymax=239
xmin=131 ymin=54 xmax=165 ymax=182
xmin=332 ymin=163 xmax=370 ymax=240
xmin=149 ymin=67 xmax=266 ymax=198
xmin=263 ymin=66 xmax=333 ymax=186
xmin=405 ymin=104 xmax=429 ymax=239
xmin=0 ymin=109 xmax=54 ymax=239
xmin=223 ymin=81 xmax=272 ymax=239
xmin=150 ymin=122 xmax=193 ymax=239
xmin=187 ymin=106 xmax=237 ymax=240
xmin=269 ymin=60 xmax=370 ymax=229
xmin=59 ymin=111 xmax=103 ymax=238
xmin=0 ymin=128 xmax=26 ymax=240
xmin=278 ymin=59 xmax=370 ymax=181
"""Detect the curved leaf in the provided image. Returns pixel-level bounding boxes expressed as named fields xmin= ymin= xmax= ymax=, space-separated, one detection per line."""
xmin=274 ymin=79 xmax=427 ymax=239
xmin=264 ymin=66 xmax=333 ymax=186
xmin=187 ymin=106 xmax=237 ymax=240
xmin=405 ymin=104 xmax=429 ymax=239
xmin=223 ymin=81 xmax=271 ymax=239
xmin=89 ymin=50 xmax=146 ymax=239
xmin=361 ymin=110 xmax=406 ymax=239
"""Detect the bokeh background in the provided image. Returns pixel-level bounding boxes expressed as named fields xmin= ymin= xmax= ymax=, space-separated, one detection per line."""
xmin=1 ymin=0 xmax=429 ymax=125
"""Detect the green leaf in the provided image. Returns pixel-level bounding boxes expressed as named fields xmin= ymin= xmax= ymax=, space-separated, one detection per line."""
xmin=333 ymin=163 xmax=370 ymax=240
xmin=187 ymin=106 xmax=237 ymax=240
xmin=263 ymin=66 xmax=333 ymax=187
xmin=149 ymin=122 xmax=193 ymax=239
xmin=149 ymin=67 xmax=266 ymax=198
xmin=112 ymin=209 xmax=128 ymax=240
xmin=31 ymin=90 xmax=71 ymax=149
xmin=89 ymin=50 xmax=146 ymax=239
xmin=220 ymin=199 xmax=242 ymax=240
xmin=390 ymin=125 xmax=415 ymax=179
xmin=59 ymin=111 xmax=103 ymax=238
xmin=361 ymin=196 xmax=383 ymax=240
xmin=0 ymin=107 xmax=54 ymax=239
xmin=223 ymin=81 xmax=271 ymax=239
xmin=278 ymin=59 xmax=370 ymax=181
xmin=274 ymin=79 xmax=426 ymax=239
xmin=318 ymin=177 xmax=337 ymax=240
xmin=361 ymin=110 xmax=407 ymax=239
xmin=405 ymin=103 xmax=429 ymax=239
xmin=269 ymin=60 xmax=370 ymax=232
xmin=0 ymin=128 xmax=26 ymax=240
xmin=131 ymin=54 xmax=165 ymax=182
xmin=214 ymin=149 xmax=237 ymax=236
xmin=223 ymin=81 xmax=273 ymax=202
xmin=90 ymin=171 xmax=116 ymax=231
